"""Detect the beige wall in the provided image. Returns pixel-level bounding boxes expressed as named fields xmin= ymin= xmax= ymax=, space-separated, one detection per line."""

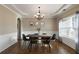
xmin=0 ymin=5 xmax=17 ymax=35
xmin=22 ymin=18 xmax=58 ymax=32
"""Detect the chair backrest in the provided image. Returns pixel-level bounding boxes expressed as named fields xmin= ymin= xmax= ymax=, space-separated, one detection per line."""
xmin=51 ymin=34 xmax=56 ymax=40
xmin=22 ymin=34 xmax=27 ymax=41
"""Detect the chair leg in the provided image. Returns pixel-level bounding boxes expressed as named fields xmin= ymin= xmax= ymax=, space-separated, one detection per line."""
xmin=29 ymin=43 xmax=32 ymax=48
xmin=24 ymin=41 xmax=26 ymax=48
xmin=28 ymin=42 xmax=30 ymax=49
xmin=49 ymin=44 xmax=51 ymax=52
xmin=28 ymin=43 xmax=32 ymax=52
xmin=23 ymin=41 xmax=26 ymax=49
xmin=42 ymin=43 xmax=43 ymax=49
xmin=41 ymin=45 xmax=43 ymax=52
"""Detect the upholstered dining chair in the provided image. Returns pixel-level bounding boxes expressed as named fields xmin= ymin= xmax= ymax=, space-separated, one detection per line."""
xmin=22 ymin=34 xmax=30 ymax=48
xmin=29 ymin=37 xmax=38 ymax=48
xmin=42 ymin=38 xmax=51 ymax=47
xmin=50 ymin=34 xmax=56 ymax=40
xmin=41 ymin=34 xmax=56 ymax=51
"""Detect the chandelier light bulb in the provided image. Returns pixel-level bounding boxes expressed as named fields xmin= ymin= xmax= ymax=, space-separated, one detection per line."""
xmin=37 ymin=12 xmax=40 ymax=16
xmin=34 ymin=6 xmax=44 ymax=20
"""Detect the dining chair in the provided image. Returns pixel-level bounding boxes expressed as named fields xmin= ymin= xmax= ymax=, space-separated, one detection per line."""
xmin=29 ymin=36 xmax=38 ymax=49
xmin=50 ymin=34 xmax=56 ymax=40
xmin=22 ymin=34 xmax=30 ymax=48
xmin=41 ymin=34 xmax=56 ymax=51
xmin=42 ymin=38 xmax=51 ymax=48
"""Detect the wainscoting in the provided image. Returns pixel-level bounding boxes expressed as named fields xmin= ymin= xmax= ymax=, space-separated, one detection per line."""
xmin=0 ymin=32 xmax=17 ymax=52
xmin=59 ymin=37 xmax=76 ymax=50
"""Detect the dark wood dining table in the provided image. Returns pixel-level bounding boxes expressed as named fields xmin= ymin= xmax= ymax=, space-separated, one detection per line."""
xmin=26 ymin=34 xmax=51 ymax=40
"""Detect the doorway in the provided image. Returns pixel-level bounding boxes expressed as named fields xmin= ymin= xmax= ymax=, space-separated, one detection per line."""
xmin=17 ymin=18 xmax=21 ymax=41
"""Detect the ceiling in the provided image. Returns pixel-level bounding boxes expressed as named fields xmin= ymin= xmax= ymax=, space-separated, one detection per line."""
xmin=4 ymin=4 xmax=72 ymax=18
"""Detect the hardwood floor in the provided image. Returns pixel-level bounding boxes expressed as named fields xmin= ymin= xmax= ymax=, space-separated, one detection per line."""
xmin=0 ymin=40 xmax=76 ymax=54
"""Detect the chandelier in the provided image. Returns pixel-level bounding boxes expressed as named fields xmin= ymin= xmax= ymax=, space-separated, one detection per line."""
xmin=34 ymin=6 xmax=44 ymax=20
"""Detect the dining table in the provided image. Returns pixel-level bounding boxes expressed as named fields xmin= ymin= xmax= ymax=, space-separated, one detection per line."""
xmin=26 ymin=34 xmax=51 ymax=40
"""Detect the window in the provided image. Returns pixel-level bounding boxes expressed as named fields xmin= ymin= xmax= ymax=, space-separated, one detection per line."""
xmin=59 ymin=16 xmax=75 ymax=39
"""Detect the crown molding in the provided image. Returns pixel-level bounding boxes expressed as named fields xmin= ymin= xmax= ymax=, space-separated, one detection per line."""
xmin=1 ymin=4 xmax=21 ymax=16
xmin=11 ymin=5 xmax=26 ymax=15
xmin=53 ymin=4 xmax=74 ymax=19
xmin=55 ymin=4 xmax=73 ymax=15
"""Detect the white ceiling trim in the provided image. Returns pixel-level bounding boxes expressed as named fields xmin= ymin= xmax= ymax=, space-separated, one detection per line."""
xmin=11 ymin=4 xmax=71 ymax=15
xmin=55 ymin=4 xmax=66 ymax=13
xmin=1 ymin=4 xmax=21 ymax=16
xmin=52 ymin=4 xmax=73 ymax=19
xmin=11 ymin=5 xmax=26 ymax=15
xmin=56 ymin=4 xmax=72 ymax=14
xmin=12 ymin=4 xmax=65 ymax=18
